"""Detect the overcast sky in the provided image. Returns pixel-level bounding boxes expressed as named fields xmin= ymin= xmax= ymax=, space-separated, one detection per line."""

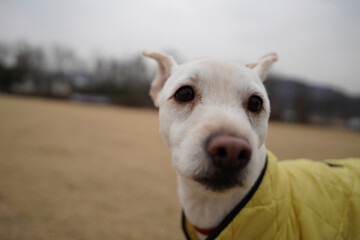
xmin=0 ymin=0 xmax=359 ymax=95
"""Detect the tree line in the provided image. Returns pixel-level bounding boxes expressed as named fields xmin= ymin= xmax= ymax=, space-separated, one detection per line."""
xmin=0 ymin=41 xmax=153 ymax=107
xmin=0 ymin=41 xmax=359 ymax=129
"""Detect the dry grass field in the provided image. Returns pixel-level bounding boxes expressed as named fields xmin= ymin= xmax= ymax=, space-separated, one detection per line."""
xmin=0 ymin=95 xmax=359 ymax=240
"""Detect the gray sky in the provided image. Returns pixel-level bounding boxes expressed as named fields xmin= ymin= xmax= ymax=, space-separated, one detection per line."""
xmin=1 ymin=0 xmax=359 ymax=95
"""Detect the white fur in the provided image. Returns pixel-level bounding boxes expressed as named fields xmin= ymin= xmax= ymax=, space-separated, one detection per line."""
xmin=143 ymin=51 xmax=277 ymax=240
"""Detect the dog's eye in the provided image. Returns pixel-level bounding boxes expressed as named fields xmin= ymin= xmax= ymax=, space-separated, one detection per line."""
xmin=247 ymin=95 xmax=263 ymax=113
xmin=174 ymin=86 xmax=195 ymax=103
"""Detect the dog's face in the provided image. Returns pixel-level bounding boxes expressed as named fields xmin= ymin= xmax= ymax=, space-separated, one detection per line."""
xmin=144 ymin=52 xmax=277 ymax=195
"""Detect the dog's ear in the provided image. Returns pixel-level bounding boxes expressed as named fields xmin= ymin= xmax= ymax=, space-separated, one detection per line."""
xmin=143 ymin=51 xmax=177 ymax=107
xmin=246 ymin=53 xmax=278 ymax=81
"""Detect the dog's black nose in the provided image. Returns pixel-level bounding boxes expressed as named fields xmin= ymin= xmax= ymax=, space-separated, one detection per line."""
xmin=207 ymin=135 xmax=252 ymax=169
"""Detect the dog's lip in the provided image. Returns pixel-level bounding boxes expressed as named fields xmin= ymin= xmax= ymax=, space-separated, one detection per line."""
xmin=193 ymin=177 xmax=242 ymax=193
xmin=192 ymin=169 xmax=245 ymax=192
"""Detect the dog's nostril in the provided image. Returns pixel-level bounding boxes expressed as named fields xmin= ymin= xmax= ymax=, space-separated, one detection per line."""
xmin=238 ymin=149 xmax=251 ymax=161
xmin=217 ymin=147 xmax=227 ymax=158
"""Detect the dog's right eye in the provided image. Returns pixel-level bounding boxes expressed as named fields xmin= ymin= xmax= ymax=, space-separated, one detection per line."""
xmin=247 ymin=95 xmax=263 ymax=113
xmin=174 ymin=86 xmax=195 ymax=103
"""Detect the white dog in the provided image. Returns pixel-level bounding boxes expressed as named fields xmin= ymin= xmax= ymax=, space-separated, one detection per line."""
xmin=143 ymin=51 xmax=360 ymax=240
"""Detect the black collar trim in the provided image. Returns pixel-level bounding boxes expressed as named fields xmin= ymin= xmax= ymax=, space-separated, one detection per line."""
xmin=182 ymin=156 xmax=268 ymax=240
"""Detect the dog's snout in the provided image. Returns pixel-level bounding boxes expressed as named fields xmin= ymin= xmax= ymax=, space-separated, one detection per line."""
xmin=207 ymin=135 xmax=252 ymax=169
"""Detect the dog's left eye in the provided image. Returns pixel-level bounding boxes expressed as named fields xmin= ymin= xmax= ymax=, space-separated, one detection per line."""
xmin=174 ymin=86 xmax=195 ymax=103
xmin=247 ymin=95 xmax=263 ymax=113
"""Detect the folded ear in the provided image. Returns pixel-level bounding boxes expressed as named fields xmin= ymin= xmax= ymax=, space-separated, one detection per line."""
xmin=143 ymin=51 xmax=177 ymax=107
xmin=246 ymin=53 xmax=278 ymax=81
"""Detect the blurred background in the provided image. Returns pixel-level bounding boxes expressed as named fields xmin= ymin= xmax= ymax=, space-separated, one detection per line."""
xmin=0 ymin=0 xmax=359 ymax=240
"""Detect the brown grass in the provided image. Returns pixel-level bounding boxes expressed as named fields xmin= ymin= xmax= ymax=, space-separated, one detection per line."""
xmin=0 ymin=95 xmax=359 ymax=240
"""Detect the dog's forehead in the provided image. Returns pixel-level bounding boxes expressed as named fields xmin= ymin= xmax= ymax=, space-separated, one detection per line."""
xmin=165 ymin=59 xmax=265 ymax=96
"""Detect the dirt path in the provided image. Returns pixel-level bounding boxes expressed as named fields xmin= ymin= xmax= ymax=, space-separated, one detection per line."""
xmin=0 ymin=95 xmax=359 ymax=240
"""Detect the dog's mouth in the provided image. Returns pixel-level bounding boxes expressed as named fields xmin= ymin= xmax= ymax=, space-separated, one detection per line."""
xmin=193 ymin=167 xmax=245 ymax=192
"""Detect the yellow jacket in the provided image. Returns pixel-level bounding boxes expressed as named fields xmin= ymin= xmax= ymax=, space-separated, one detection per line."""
xmin=182 ymin=151 xmax=360 ymax=240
